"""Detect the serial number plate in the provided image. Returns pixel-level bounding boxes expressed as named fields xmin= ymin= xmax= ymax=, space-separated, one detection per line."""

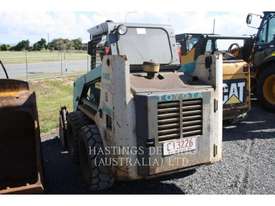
xmin=163 ymin=136 xmax=197 ymax=156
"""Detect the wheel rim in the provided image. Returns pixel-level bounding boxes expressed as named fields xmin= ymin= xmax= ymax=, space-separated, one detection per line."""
xmin=263 ymin=74 xmax=275 ymax=105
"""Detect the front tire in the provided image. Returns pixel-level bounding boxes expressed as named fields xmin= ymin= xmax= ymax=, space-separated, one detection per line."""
xmin=78 ymin=125 xmax=114 ymax=191
xmin=257 ymin=64 xmax=275 ymax=112
xmin=59 ymin=107 xmax=68 ymax=150
xmin=67 ymin=111 xmax=89 ymax=163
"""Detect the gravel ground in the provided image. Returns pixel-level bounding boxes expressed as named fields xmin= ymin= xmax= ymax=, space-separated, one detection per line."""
xmin=42 ymin=102 xmax=275 ymax=194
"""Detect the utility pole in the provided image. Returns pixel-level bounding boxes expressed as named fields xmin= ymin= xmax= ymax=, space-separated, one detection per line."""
xmin=47 ymin=33 xmax=50 ymax=50
xmin=212 ymin=18 xmax=216 ymax=34
xmin=60 ymin=51 xmax=63 ymax=75
xmin=25 ymin=50 xmax=28 ymax=80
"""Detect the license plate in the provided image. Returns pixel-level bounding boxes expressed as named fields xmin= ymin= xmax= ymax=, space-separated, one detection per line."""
xmin=163 ymin=136 xmax=197 ymax=156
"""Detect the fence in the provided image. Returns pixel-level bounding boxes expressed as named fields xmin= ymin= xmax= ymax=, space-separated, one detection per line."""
xmin=0 ymin=51 xmax=91 ymax=80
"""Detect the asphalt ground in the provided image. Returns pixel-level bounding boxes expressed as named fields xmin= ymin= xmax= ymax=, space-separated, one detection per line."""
xmin=2 ymin=60 xmax=87 ymax=79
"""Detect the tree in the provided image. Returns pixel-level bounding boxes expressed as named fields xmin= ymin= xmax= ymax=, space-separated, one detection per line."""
xmin=10 ymin=40 xmax=30 ymax=51
xmin=0 ymin=44 xmax=10 ymax=51
xmin=72 ymin=38 xmax=82 ymax=50
xmin=48 ymin=38 xmax=75 ymax=50
xmin=32 ymin=38 xmax=47 ymax=51
xmin=48 ymin=38 xmax=66 ymax=50
xmin=63 ymin=39 xmax=74 ymax=50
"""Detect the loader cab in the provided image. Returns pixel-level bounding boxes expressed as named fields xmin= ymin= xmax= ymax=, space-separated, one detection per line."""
xmin=176 ymin=33 xmax=252 ymax=63
xmin=176 ymin=33 xmax=252 ymax=122
xmin=176 ymin=33 xmax=205 ymax=64
xmin=87 ymin=22 xmax=180 ymax=71
xmin=247 ymin=12 xmax=275 ymax=46
xmin=88 ymin=34 xmax=110 ymax=69
xmin=253 ymin=12 xmax=275 ymax=65
xmin=79 ymin=22 xmax=181 ymax=111
xmin=246 ymin=12 xmax=275 ymax=62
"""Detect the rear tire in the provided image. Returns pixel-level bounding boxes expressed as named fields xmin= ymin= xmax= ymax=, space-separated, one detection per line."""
xmin=67 ymin=111 xmax=89 ymax=163
xmin=59 ymin=107 xmax=68 ymax=150
xmin=257 ymin=64 xmax=275 ymax=112
xmin=78 ymin=125 xmax=114 ymax=191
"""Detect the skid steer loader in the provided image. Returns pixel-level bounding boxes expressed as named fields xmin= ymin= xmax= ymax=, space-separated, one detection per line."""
xmin=176 ymin=33 xmax=251 ymax=123
xmin=59 ymin=21 xmax=223 ymax=191
xmin=0 ymin=60 xmax=44 ymax=194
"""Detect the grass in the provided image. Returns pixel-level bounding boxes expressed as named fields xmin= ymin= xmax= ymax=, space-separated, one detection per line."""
xmin=30 ymin=75 xmax=78 ymax=134
xmin=0 ymin=51 xmax=88 ymax=64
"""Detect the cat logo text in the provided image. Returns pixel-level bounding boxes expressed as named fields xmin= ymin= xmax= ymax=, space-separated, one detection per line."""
xmin=223 ymin=80 xmax=246 ymax=105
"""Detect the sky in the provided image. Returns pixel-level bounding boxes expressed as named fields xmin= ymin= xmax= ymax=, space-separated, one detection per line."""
xmin=0 ymin=11 xmax=262 ymax=45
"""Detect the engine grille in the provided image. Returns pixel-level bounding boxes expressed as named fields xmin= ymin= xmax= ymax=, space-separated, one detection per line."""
xmin=157 ymin=99 xmax=203 ymax=142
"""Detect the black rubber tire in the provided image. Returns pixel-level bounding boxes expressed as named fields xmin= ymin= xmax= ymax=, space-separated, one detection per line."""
xmin=59 ymin=107 xmax=69 ymax=150
xmin=257 ymin=63 xmax=275 ymax=112
xmin=78 ymin=125 xmax=114 ymax=191
xmin=59 ymin=115 xmax=67 ymax=150
xmin=67 ymin=111 xmax=90 ymax=163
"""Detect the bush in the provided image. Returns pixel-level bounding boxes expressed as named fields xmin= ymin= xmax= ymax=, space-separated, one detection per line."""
xmin=0 ymin=44 xmax=10 ymax=51
xmin=32 ymin=38 xmax=47 ymax=51
xmin=10 ymin=40 xmax=30 ymax=51
xmin=48 ymin=38 xmax=83 ymax=51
